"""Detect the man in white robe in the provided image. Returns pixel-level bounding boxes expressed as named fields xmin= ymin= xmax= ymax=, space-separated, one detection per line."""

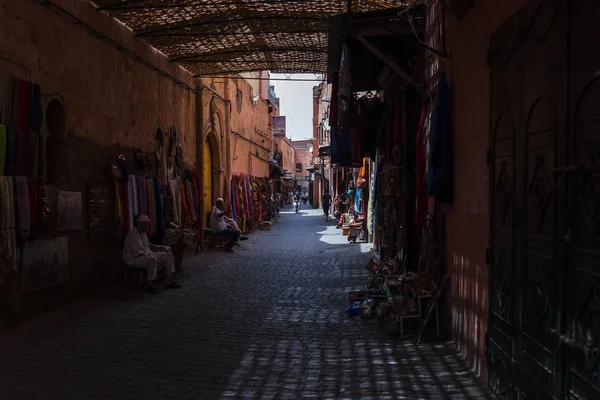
xmin=123 ymin=215 xmax=182 ymax=293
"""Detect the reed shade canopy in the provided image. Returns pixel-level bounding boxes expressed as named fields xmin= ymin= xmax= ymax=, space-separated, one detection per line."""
xmin=91 ymin=0 xmax=418 ymax=76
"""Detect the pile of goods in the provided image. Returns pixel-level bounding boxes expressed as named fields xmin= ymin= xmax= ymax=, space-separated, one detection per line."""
xmin=345 ymin=257 xmax=436 ymax=321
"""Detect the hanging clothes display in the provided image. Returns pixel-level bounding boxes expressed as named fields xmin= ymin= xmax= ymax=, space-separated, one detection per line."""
xmin=15 ymin=176 xmax=30 ymax=239
xmin=0 ymin=125 xmax=6 ymax=176
xmin=427 ymin=71 xmax=453 ymax=203
xmin=0 ymin=177 xmax=18 ymax=279
xmin=115 ymin=175 xmax=164 ymax=241
xmin=229 ymin=174 xmax=273 ymax=232
xmin=349 ymin=101 xmax=367 ymax=167
xmin=155 ymin=128 xmax=168 ymax=185
xmin=367 ymin=158 xmax=378 ymax=236
xmin=415 ymin=107 xmax=428 ymax=228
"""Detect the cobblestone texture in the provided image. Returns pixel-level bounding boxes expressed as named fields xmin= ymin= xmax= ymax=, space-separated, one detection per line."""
xmin=0 ymin=207 xmax=492 ymax=399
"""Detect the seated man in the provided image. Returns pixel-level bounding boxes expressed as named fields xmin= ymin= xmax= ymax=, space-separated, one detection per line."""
xmin=123 ymin=215 xmax=182 ymax=293
xmin=225 ymin=218 xmax=249 ymax=242
xmin=210 ymin=198 xmax=241 ymax=252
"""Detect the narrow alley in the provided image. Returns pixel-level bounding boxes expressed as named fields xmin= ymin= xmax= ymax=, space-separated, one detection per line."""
xmin=0 ymin=208 xmax=489 ymax=400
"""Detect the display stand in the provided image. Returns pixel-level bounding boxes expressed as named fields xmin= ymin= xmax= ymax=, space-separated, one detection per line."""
xmin=384 ymin=275 xmax=442 ymax=338
xmin=385 ymin=275 xmax=420 ymax=337
xmin=417 ymin=275 xmax=450 ymax=344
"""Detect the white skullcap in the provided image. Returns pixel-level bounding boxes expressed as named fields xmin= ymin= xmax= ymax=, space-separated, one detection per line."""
xmin=137 ymin=215 xmax=150 ymax=223
xmin=216 ymin=198 xmax=224 ymax=203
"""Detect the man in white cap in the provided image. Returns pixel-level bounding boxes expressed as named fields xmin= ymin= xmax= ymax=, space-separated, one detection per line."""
xmin=123 ymin=215 xmax=182 ymax=293
xmin=210 ymin=198 xmax=242 ymax=252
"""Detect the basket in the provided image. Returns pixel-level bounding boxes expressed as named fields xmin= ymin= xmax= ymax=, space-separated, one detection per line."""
xmin=342 ymin=226 xmax=350 ymax=236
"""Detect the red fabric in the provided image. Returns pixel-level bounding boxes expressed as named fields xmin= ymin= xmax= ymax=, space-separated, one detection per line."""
xmin=415 ymin=108 xmax=428 ymax=228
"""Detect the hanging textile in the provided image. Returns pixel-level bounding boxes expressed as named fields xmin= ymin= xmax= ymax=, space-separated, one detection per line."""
xmin=40 ymin=181 xmax=49 ymax=232
xmin=427 ymin=71 xmax=454 ymax=203
xmin=0 ymin=125 xmax=5 ymax=176
xmin=0 ymin=177 xmax=18 ymax=273
xmin=0 ymin=72 xmax=12 ymax=124
xmin=192 ymin=170 xmax=201 ymax=220
xmin=367 ymin=159 xmax=378 ymax=236
xmin=364 ymin=98 xmax=382 ymax=158
xmin=27 ymin=176 xmax=39 ymax=236
xmin=231 ymin=179 xmax=237 ymax=221
xmin=415 ymin=108 xmax=428 ymax=228
xmin=340 ymin=127 xmax=352 ymax=167
xmin=15 ymin=177 xmax=30 ymax=239
xmin=151 ymin=177 xmax=164 ymax=243
xmin=156 ymin=128 xmax=168 ymax=185
xmin=169 ymin=180 xmax=181 ymax=225
xmin=115 ymin=181 xmax=123 ymax=238
xmin=115 ymin=175 xmax=166 ymax=240
xmin=330 ymin=72 xmax=339 ymax=127
xmin=330 ymin=126 xmax=340 ymax=165
xmin=355 ymin=187 xmax=361 ymax=213
xmin=424 ymin=104 xmax=433 ymax=178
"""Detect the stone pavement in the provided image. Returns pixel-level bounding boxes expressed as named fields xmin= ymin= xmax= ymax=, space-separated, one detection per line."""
xmin=0 ymin=206 xmax=493 ymax=400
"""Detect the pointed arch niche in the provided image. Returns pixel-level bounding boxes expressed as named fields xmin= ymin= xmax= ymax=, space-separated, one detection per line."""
xmin=203 ymin=106 xmax=223 ymax=224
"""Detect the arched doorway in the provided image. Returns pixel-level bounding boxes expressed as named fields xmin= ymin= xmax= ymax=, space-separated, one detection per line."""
xmin=203 ymin=137 xmax=213 ymax=223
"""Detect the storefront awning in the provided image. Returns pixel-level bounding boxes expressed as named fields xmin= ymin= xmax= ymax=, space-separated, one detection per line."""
xmin=90 ymin=1 xmax=418 ymax=76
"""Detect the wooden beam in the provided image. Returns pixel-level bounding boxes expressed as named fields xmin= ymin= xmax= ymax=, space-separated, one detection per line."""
xmin=354 ymin=35 xmax=424 ymax=96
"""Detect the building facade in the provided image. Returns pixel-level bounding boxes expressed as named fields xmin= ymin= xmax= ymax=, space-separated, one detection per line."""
xmin=291 ymin=140 xmax=313 ymax=197
xmin=0 ymin=0 xmax=281 ymax=326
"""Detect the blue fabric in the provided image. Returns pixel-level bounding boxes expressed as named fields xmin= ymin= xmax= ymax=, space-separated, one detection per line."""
xmin=340 ymin=127 xmax=352 ymax=167
xmin=231 ymin=179 xmax=237 ymax=221
xmin=330 ymin=126 xmax=340 ymax=164
xmin=355 ymin=188 xmax=361 ymax=213
xmin=427 ymin=71 xmax=454 ymax=203
xmin=151 ymin=177 xmax=164 ymax=244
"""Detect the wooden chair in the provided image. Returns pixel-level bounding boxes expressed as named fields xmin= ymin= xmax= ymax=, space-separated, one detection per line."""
xmin=204 ymin=228 xmax=228 ymax=250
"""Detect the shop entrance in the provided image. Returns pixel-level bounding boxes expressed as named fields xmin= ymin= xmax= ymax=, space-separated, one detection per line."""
xmin=488 ymin=0 xmax=600 ymax=398
xmin=203 ymin=137 xmax=213 ymax=224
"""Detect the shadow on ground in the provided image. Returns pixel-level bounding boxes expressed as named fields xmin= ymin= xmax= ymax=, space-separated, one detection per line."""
xmin=0 ymin=206 xmax=492 ymax=399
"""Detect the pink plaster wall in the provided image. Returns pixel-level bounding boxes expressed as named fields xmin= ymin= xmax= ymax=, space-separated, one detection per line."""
xmin=293 ymin=140 xmax=313 ymax=193
xmin=199 ymin=77 xmax=273 ymax=180
xmin=0 ymin=0 xmax=197 ymax=324
xmin=443 ymin=0 xmax=526 ymax=381
xmin=274 ymin=137 xmax=295 ymax=173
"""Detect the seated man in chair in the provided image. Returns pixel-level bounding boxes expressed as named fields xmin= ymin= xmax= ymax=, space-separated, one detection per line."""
xmin=123 ymin=215 xmax=182 ymax=293
xmin=210 ymin=198 xmax=243 ymax=252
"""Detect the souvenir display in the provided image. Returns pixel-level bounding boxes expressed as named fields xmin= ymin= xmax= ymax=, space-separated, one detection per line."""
xmin=229 ymin=174 xmax=273 ymax=233
xmin=88 ymin=184 xmax=110 ymax=245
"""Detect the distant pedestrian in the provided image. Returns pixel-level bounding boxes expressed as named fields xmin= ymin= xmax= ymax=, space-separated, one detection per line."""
xmin=322 ymin=192 xmax=331 ymax=221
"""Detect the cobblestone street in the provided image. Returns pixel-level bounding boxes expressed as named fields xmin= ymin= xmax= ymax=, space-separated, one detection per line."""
xmin=0 ymin=206 xmax=492 ymax=399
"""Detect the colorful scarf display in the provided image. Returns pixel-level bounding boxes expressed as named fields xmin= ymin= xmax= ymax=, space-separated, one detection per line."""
xmin=0 ymin=177 xmax=18 ymax=281
xmin=115 ymin=175 xmax=164 ymax=242
xmin=229 ymin=174 xmax=273 ymax=233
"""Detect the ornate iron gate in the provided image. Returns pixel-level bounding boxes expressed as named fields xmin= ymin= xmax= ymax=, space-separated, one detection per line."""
xmin=489 ymin=0 xmax=600 ymax=398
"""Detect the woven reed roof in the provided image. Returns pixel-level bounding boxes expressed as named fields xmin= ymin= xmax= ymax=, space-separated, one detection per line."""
xmin=91 ymin=0 xmax=416 ymax=76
